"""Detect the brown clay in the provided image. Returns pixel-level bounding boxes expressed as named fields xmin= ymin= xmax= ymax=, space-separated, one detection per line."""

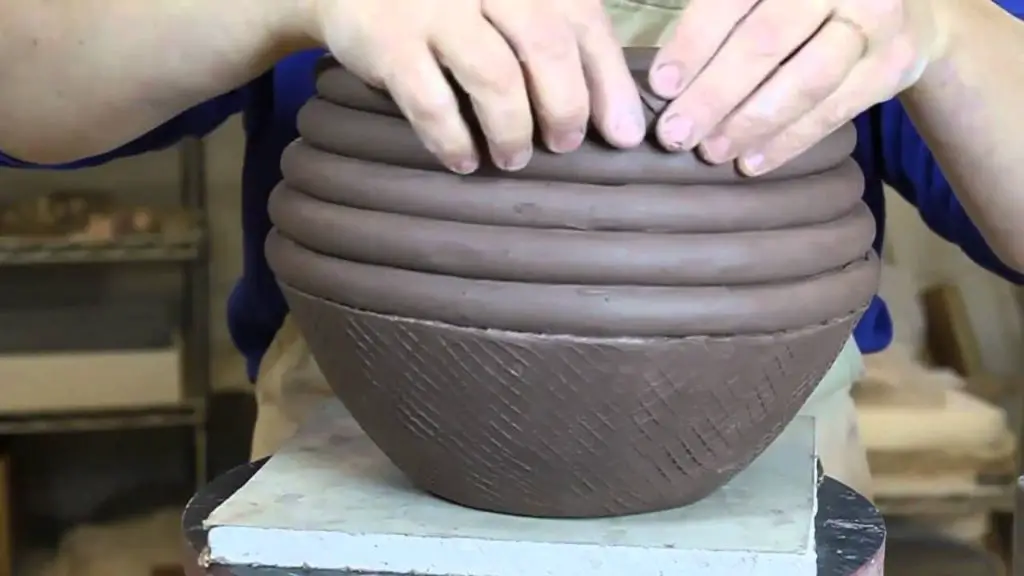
xmin=268 ymin=48 xmax=881 ymax=518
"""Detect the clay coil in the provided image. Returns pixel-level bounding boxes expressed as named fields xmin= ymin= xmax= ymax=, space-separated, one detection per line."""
xmin=270 ymin=184 xmax=876 ymax=285
xmin=267 ymin=230 xmax=879 ymax=336
xmin=297 ymin=97 xmax=856 ymax=184
xmin=281 ymin=141 xmax=867 ymax=232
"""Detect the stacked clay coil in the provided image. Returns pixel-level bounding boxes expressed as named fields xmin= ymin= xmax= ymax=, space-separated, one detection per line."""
xmin=266 ymin=48 xmax=881 ymax=518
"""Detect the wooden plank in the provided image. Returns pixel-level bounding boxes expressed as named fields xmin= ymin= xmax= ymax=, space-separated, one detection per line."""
xmin=921 ymin=283 xmax=984 ymax=378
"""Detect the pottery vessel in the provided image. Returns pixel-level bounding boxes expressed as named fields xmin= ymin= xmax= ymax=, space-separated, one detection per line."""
xmin=266 ymin=48 xmax=881 ymax=518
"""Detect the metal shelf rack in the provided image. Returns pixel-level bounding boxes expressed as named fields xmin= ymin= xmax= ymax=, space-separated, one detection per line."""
xmin=0 ymin=138 xmax=211 ymax=489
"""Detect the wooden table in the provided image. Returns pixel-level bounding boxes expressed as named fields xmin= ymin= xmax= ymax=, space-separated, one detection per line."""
xmin=183 ymin=459 xmax=886 ymax=576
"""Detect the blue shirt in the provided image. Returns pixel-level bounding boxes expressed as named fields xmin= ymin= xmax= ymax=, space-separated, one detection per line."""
xmin=4 ymin=13 xmax=1024 ymax=380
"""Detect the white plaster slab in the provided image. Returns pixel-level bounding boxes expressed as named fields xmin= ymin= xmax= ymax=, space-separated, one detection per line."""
xmin=206 ymin=399 xmax=818 ymax=576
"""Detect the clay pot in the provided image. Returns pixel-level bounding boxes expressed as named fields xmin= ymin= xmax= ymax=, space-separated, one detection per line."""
xmin=267 ymin=48 xmax=880 ymax=518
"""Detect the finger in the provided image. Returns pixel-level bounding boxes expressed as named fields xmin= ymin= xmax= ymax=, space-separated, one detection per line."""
xmin=382 ymin=45 xmax=480 ymax=174
xmin=836 ymin=0 xmax=905 ymax=41
xmin=432 ymin=16 xmax=535 ymax=171
xmin=701 ymin=15 xmax=866 ymax=163
xmin=737 ymin=63 xmax=883 ymax=176
xmin=648 ymin=0 xmax=761 ymax=100
xmin=483 ymin=0 xmax=590 ymax=153
xmin=567 ymin=2 xmax=646 ymax=148
xmin=656 ymin=0 xmax=832 ymax=152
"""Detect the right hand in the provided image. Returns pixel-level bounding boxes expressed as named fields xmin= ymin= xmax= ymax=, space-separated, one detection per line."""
xmin=312 ymin=0 xmax=647 ymax=173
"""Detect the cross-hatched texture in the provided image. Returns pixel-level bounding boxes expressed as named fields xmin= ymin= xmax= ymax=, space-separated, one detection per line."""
xmin=284 ymin=285 xmax=863 ymax=518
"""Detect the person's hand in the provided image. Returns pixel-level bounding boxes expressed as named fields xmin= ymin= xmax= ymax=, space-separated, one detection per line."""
xmin=312 ymin=0 xmax=647 ymax=174
xmin=648 ymin=0 xmax=946 ymax=175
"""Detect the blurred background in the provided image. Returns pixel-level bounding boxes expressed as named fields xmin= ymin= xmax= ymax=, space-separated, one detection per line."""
xmin=0 ymin=119 xmax=1019 ymax=576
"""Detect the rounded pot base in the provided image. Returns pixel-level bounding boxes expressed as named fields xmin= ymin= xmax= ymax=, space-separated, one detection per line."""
xmin=282 ymin=283 xmax=865 ymax=518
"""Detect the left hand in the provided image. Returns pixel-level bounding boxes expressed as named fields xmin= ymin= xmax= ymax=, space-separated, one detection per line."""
xmin=648 ymin=0 xmax=947 ymax=175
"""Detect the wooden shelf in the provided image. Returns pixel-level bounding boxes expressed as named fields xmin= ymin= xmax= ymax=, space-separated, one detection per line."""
xmin=876 ymin=482 xmax=1015 ymax=516
xmin=0 ymin=226 xmax=204 ymax=266
xmin=0 ymin=401 xmax=205 ymax=435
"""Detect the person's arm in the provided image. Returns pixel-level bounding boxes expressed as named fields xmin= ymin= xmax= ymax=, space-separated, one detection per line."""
xmin=870 ymin=99 xmax=1024 ymax=284
xmin=0 ymin=91 xmax=244 ymax=169
xmin=0 ymin=0 xmax=315 ymax=164
xmin=895 ymin=0 xmax=1024 ymax=271
xmin=0 ymin=1 xmax=647 ymax=173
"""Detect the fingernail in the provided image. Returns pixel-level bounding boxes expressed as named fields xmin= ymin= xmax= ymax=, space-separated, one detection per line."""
xmin=448 ymin=157 xmax=478 ymax=174
xmin=610 ymin=107 xmax=647 ymax=146
xmin=630 ymin=105 xmax=649 ymax=142
xmin=501 ymin=147 xmax=533 ymax=171
xmin=659 ymin=114 xmax=693 ymax=150
xmin=701 ymin=136 xmax=732 ymax=163
xmin=650 ymin=61 xmax=684 ymax=97
xmin=548 ymin=129 xmax=585 ymax=154
xmin=741 ymin=153 xmax=767 ymax=175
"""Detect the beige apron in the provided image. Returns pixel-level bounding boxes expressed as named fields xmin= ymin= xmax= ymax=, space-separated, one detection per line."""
xmin=251 ymin=0 xmax=874 ymax=498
